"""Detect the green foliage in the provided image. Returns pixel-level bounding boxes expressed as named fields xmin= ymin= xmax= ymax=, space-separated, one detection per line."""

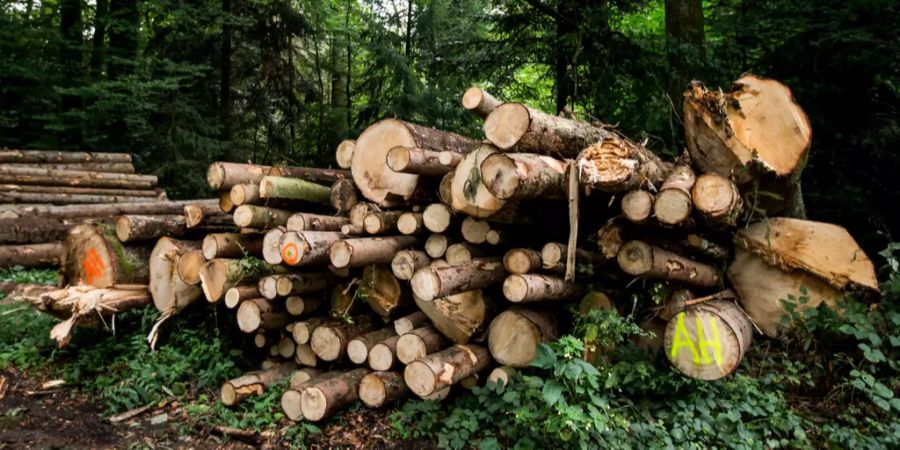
xmin=0 ymin=266 xmax=58 ymax=285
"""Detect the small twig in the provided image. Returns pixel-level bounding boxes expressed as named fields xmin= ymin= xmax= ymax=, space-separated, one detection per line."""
xmin=108 ymin=402 xmax=156 ymax=423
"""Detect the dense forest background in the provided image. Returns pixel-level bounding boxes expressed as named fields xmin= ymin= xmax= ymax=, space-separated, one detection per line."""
xmin=1 ymin=0 xmax=897 ymax=251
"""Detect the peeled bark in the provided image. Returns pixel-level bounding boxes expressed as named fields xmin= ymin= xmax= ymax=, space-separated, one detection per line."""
xmin=0 ymin=166 xmax=157 ymax=189
xmin=329 ymin=236 xmax=418 ymax=269
xmin=423 ymin=204 xmax=453 ymax=234
xmin=0 ymin=149 xmax=132 ymax=164
xmin=386 ymin=147 xmax=459 ymax=176
xmin=347 ymin=327 xmax=397 ymax=364
xmin=0 ymin=242 xmax=62 ymax=268
xmin=621 ymin=190 xmax=654 ymax=224
xmin=359 ymin=371 xmax=409 ymax=408
xmin=617 ymin=241 xmax=720 ymax=288
xmin=480 ymin=153 xmax=568 ymax=200
xmin=63 ymin=224 xmax=151 ymax=288
xmin=461 ymin=87 xmax=502 ymax=119
xmin=236 ymin=298 xmax=290 ymax=333
xmin=488 ymin=308 xmax=559 ymax=367
xmin=404 ymin=344 xmax=490 ymax=397
xmin=300 ymin=368 xmax=371 ymax=422
xmin=691 ymin=173 xmax=743 ymax=226
xmin=414 ymin=290 xmax=488 ymax=344
xmin=502 ymin=274 xmax=584 ymax=303
xmin=286 ymin=213 xmax=347 ymax=232
xmin=653 ymin=165 xmax=696 ymax=226
xmin=202 ymin=233 xmax=263 ymax=259
xmin=259 ymin=176 xmax=332 ymax=204
xmin=368 ymin=335 xmax=402 ymax=371
xmin=233 ymin=205 xmax=293 ymax=229
xmin=335 ymin=140 xmax=356 ymax=169
xmin=576 ymin=135 xmax=671 ymax=193
xmin=411 ymin=258 xmax=505 ymax=302
xmin=310 ymin=316 xmax=377 ymax=361
xmin=220 ymin=362 xmax=295 ymax=406
xmin=359 ymin=265 xmax=410 ymax=317
xmin=664 ymin=300 xmax=753 ymax=381
xmin=391 ymin=250 xmax=431 ymax=281
xmin=483 ymin=103 xmax=611 ymax=157
xmin=502 ymin=248 xmax=542 ymax=275
xmin=279 ymin=231 xmax=342 ymax=267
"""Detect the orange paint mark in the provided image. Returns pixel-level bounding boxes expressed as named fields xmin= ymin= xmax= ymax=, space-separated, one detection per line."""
xmin=281 ymin=242 xmax=300 ymax=265
xmin=82 ymin=247 xmax=106 ymax=285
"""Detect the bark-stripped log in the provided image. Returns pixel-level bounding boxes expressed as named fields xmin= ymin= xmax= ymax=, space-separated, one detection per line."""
xmin=404 ymin=344 xmax=490 ymax=397
xmin=653 ymin=165 xmax=696 ymax=226
xmin=576 ymin=135 xmax=671 ymax=193
xmin=483 ymin=103 xmax=611 ymax=157
xmin=232 ymin=205 xmax=293 ymax=229
xmin=63 ymin=224 xmax=151 ymax=288
xmin=411 ymin=258 xmax=505 ymax=302
xmin=202 ymin=233 xmax=263 ymax=259
xmin=617 ymin=241 xmax=720 ymax=288
xmin=540 ymin=242 xmax=607 ymax=273
xmin=359 ymin=371 xmax=409 ymax=408
xmin=310 ymin=316 xmax=377 ymax=361
xmin=461 ymin=87 xmax=502 ymax=119
xmin=329 ymin=236 xmax=418 ymax=269
xmin=236 ymin=298 xmax=290 ymax=333
xmin=259 ymin=176 xmax=332 ymax=204
xmin=480 ymin=153 xmax=568 ymax=200
xmin=0 ymin=242 xmax=62 ymax=268
xmin=347 ymin=328 xmax=397 ymax=364
xmin=220 ymin=362 xmax=295 ymax=406
xmin=502 ymin=274 xmax=584 ymax=303
xmin=300 ymin=368 xmax=371 ymax=421
xmin=184 ymin=206 xmax=232 ymax=229
xmin=488 ymin=308 xmax=559 ymax=367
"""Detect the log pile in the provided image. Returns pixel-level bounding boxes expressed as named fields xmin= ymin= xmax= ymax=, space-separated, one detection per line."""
xmin=15 ymin=76 xmax=883 ymax=424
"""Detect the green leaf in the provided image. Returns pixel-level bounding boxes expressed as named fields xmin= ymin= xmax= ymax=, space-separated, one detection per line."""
xmin=542 ymin=380 xmax=563 ymax=406
xmin=530 ymin=344 xmax=557 ymax=369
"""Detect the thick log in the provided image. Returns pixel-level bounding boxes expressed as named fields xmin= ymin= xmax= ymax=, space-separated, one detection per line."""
xmin=386 ymin=147 xmax=459 ymax=176
xmin=347 ymin=327 xmax=397 ymax=364
xmin=397 ymin=212 xmax=425 ymax=235
xmin=411 ymin=258 xmax=505 ymax=302
xmin=220 ymin=362 xmax=295 ymax=406
xmin=502 ymin=248 xmax=542 ymax=275
xmin=351 ymin=119 xmax=481 ymax=205
xmin=0 ymin=166 xmax=157 ymax=189
xmin=621 ymin=190 xmax=654 ymax=224
xmin=175 ymin=250 xmax=205 ymax=285
xmin=488 ymin=308 xmax=559 ymax=367
xmin=0 ymin=199 xmax=218 ymax=221
xmin=229 ymin=183 xmax=261 ymax=206
xmin=617 ymin=241 xmax=720 ymax=288
xmin=0 ymin=184 xmax=161 ymax=197
xmin=422 ymin=204 xmax=453 ymax=234
xmin=483 ymin=103 xmax=610 ymax=157
xmin=330 ymin=179 xmax=359 ymax=214
xmin=300 ymin=368 xmax=371 ymax=421
xmin=0 ymin=242 xmax=62 ymax=268
xmin=404 ymin=344 xmax=490 ymax=397
xmin=461 ymin=87 xmax=501 ymax=119
xmin=391 ymin=250 xmax=430 ymax=281
xmin=199 ymin=258 xmax=287 ymax=302
xmin=664 ymin=300 xmax=753 ymax=380
xmin=335 ymin=140 xmax=356 ymax=169
xmin=502 ymin=274 xmax=584 ymax=303
xmin=414 ymin=290 xmax=488 ymax=344
xmin=368 ymin=335 xmax=402 ymax=371
xmin=396 ymin=326 xmax=449 ymax=365
xmin=359 ymin=371 xmax=409 ymax=408
xmin=480 ymin=153 xmax=568 ymax=200
xmin=359 ymin=265 xmax=409 ymax=317
xmin=329 ymin=236 xmax=418 ymax=269
xmin=394 ymin=311 xmax=429 ymax=336
xmin=207 ymin=162 xmax=349 ymax=190
xmin=276 ymin=273 xmax=329 ymax=297
xmin=202 ymin=233 xmax=263 ymax=259
xmin=286 ymin=213 xmax=347 ymax=232
xmin=0 ymin=192 xmax=160 ymax=204
xmin=310 ymin=316 xmax=377 ymax=361
xmin=63 ymin=224 xmax=151 ymax=287
xmin=237 ymin=298 xmax=290 ymax=333
xmin=259 ymin=176 xmax=332 ymax=204
xmin=363 ymin=211 xmax=404 ymax=235
xmin=0 ymin=149 xmax=132 ymax=164
xmin=653 ymin=165 xmax=696 ymax=226
xmin=148 ymin=238 xmax=202 ymax=322
xmin=224 ymin=285 xmax=260 ymax=309
xmin=232 ymin=205 xmax=293 ymax=229
xmin=279 ymin=231 xmax=342 ymax=267
xmin=576 ymin=135 xmax=671 ymax=193
xmin=450 ymin=145 xmax=506 ymax=218
xmin=262 ymin=227 xmax=287 ymax=264
xmin=691 ymin=173 xmax=743 ymax=226
xmin=424 ymin=234 xmax=449 ymax=258
xmin=292 ymin=317 xmax=327 ymax=345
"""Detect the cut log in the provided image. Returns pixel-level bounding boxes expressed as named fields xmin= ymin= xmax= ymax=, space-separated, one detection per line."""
xmin=411 ymin=258 xmax=505 ymax=302
xmin=460 ymin=217 xmax=491 ymax=245
xmin=295 ymin=343 xmax=319 ymax=367
xmin=0 ymin=166 xmax=157 ymax=189
xmin=279 ymin=336 xmax=298 ymax=359
xmin=259 ymin=176 xmax=332 ymax=204
xmin=391 ymin=250 xmax=431 ymax=281
xmin=202 ymin=233 xmax=263 ymax=260
xmin=488 ymin=308 xmax=559 ymax=367
xmin=617 ymin=241 xmax=720 ymax=288
xmin=397 ymin=212 xmax=425 ymax=235
xmin=237 ymin=298 xmax=290 ymax=333
xmin=683 ymin=75 xmax=811 ymax=217
xmin=258 ymin=275 xmax=281 ymax=300
xmin=116 ymin=215 xmax=225 ymax=243
xmin=300 ymin=368 xmax=371 ymax=421
xmin=576 ymin=135 xmax=671 ymax=193
xmin=691 ymin=173 xmax=743 ymax=226
xmin=262 ymin=227 xmax=287 ymax=264
xmin=359 ymin=265 xmax=409 ymax=317
xmin=285 ymin=295 xmax=325 ymax=316
xmin=653 ymin=165 xmax=696 ymax=226
xmin=347 ymin=328 xmax=397 ymax=364
xmin=483 ymin=103 xmax=610 ymax=157
xmin=184 ymin=206 xmax=232 ymax=229
xmin=329 ymin=236 xmax=418 ymax=269
xmin=292 ymin=317 xmax=327 ymax=345
xmin=664 ymin=300 xmax=753 ymax=380
xmin=404 ymin=344 xmax=490 ymax=397
xmin=396 ymin=326 xmax=449 ymax=364
xmin=0 ymin=184 xmax=161 ymax=198
xmin=450 ymin=145 xmax=506 ymax=218
xmin=229 ymin=183 xmax=261 ymax=206
xmin=199 ymin=258 xmax=286 ymax=302
xmin=232 ymin=205 xmax=293 ymax=229
xmin=289 ymin=368 xmax=324 ymax=389
xmin=487 ymin=366 xmax=517 ymax=387
xmin=148 ymin=238 xmax=202 ymax=325
xmin=685 ymin=234 xmax=730 ymax=260
xmin=0 ymin=199 xmax=218 ymax=221
xmin=281 ymin=371 xmax=342 ymax=420
xmin=349 ymin=202 xmax=377 ymax=228
xmin=276 ymin=273 xmax=329 ymax=297
xmin=423 ymin=204 xmax=453 ymax=234
xmin=0 ymin=192 xmax=161 ymax=204
xmin=480 ymin=153 xmax=568 ymax=200
xmin=286 ymin=213 xmax=347 ymax=232
xmin=386 ymin=147 xmax=460 ymax=176
xmin=502 ymin=274 xmax=584 ymax=303
xmin=595 ymin=219 xmax=626 ymax=260
xmin=219 ymin=192 xmax=234 ymax=213
xmin=540 ymin=243 xmax=606 ymax=273
xmin=310 ymin=316 xmax=377 ymax=361
xmin=224 ymin=285 xmax=260 ymax=309
xmin=5 ymin=162 xmax=135 ymax=173
xmin=330 ymin=179 xmax=359 ymax=214
xmin=394 ymin=311 xmax=429 ymax=336
xmin=279 ymin=231 xmax=342 ymax=267
xmin=414 ymin=290 xmax=488 ymax=344
xmin=335 ymin=140 xmax=356 ymax=169
xmin=424 ymin=234 xmax=449 ymax=258
xmin=502 ymin=248 xmax=542 ymax=275
xmin=0 ymin=242 xmax=62 ymax=268
xmin=359 ymin=371 xmax=409 ymax=408
xmin=175 ymin=250 xmax=205 ymax=285
xmin=32 ymin=285 xmax=151 ymax=347
xmin=351 ymin=118 xmax=480 ymax=205
xmin=207 ymin=162 xmax=349 ymax=190
xmin=438 ymin=171 xmax=454 ymax=205
xmin=63 ymin=224 xmax=151 ymax=288
xmin=220 ymin=362 xmax=295 ymax=406
xmin=363 ymin=211 xmax=403 ymax=235
xmin=0 ymin=149 xmax=132 ymax=164
xmin=461 ymin=87 xmax=501 ymax=119
xmin=368 ymin=335 xmax=402 ymax=371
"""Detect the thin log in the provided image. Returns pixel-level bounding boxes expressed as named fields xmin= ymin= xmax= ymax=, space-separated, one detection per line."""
xmin=621 ymin=190 xmax=654 ymax=225
xmin=424 ymin=234 xmax=449 ymax=258
xmin=229 ymin=183 xmax=261 ymax=206
xmin=0 ymin=166 xmax=157 ymax=189
xmin=411 ymin=258 xmax=505 ymax=302
xmin=397 ymin=212 xmax=425 ymax=235
xmin=202 ymin=233 xmax=263 ymax=260
xmin=275 ymin=273 xmax=330 ymax=297
xmin=0 ymin=149 xmax=132 ymax=164
xmin=310 ymin=316 xmax=377 ymax=361
xmin=404 ymin=344 xmax=490 ymax=397
xmin=502 ymin=248 xmax=542 ymax=275
xmin=461 ymin=87 xmax=501 ymax=119
xmin=236 ymin=298 xmax=290 ymax=333
xmin=220 ymin=362 xmax=295 ymax=406
xmin=330 ymin=179 xmax=359 ymax=214
xmin=394 ymin=311 xmax=428 ymax=336
xmin=262 ymin=227 xmax=287 ymax=264
xmin=286 ymin=213 xmax=347 ymax=232
xmin=617 ymin=241 xmax=720 ymax=287
xmin=368 ymin=335 xmax=402 ymax=371
xmin=359 ymin=265 xmax=410 ymax=317
xmin=347 ymin=327 xmax=397 ymax=364
xmin=653 ymin=165 xmax=696 ymax=226
xmin=199 ymin=258 xmax=287 ymax=302
xmin=386 ymin=147 xmax=458 ymax=176
xmin=285 ymin=295 xmax=325 ymax=316
xmin=483 ymin=103 xmax=611 ymax=157
xmin=445 ymin=243 xmax=484 ymax=266
xmin=423 ymin=204 xmax=453 ymax=234
xmin=259 ymin=176 xmax=332 ymax=204
xmin=460 ymin=217 xmax=491 ymax=245
xmin=0 ymin=199 xmax=218 ymax=221
xmin=5 ymin=162 xmax=135 ymax=173
xmin=292 ymin=317 xmax=327 ymax=345
xmin=335 ymin=140 xmax=356 ymax=169
xmin=363 ymin=211 xmax=404 ymax=235
xmin=0 ymin=192 xmax=161 ymax=204
xmin=414 ymin=290 xmax=488 ymax=344
xmin=0 ymin=184 xmax=160 ymax=197
xmin=224 ymin=285 xmax=260 ymax=309
xmin=502 ymin=274 xmax=584 ymax=303
xmin=184 ymin=206 xmax=232 ymax=229
xmin=396 ymin=326 xmax=449 ymax=365
xmin=207 ymin=162 xmax=349 ymax=190
xmin=232 ymin=205 xmax=293 ymax=229
xmin=329 ymin=236 xmax=418 ymax=269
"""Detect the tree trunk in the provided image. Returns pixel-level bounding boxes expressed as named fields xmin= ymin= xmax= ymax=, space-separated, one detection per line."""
xmin=220 ymin=362 xmax=295 ymax=406
xmin=0 ymin=199 xmax=218 ymax=221
xmin=460 ymin=217 xmax=491 ymax=245
xmin=224 ymin=285 xmax=259 ymax=309
xmin=0 ymin=242 xmax=62 ymax=268
xmin=386 ymin=147 xmax=460 ymax=176
xmin=59 ymin=0 xmax=84 ymax=147
xmin=487 ymin=366 xmax=517 ymax=387
xmin=207 ymin=162 xmax=349 ymax=191
xmin=621 ymin=190 xmax=654 ymax=224
xmin=285 ymin=295 xmax=324 ymax=316
xmin=481 ymin=153 xmax=568 ymax=200
xmin=664 ymin=300 xmax=752 ymax=380
xmin=276 ymin=272 xmax=330 ymax=297
xmin=335 ymin=140 xmax=355 ymax=169
xmin=461 ymin=87 xmax=502 ymax=119
xmin=199 ymin=258 xmax=287 ymax=302
xmin=35 ymin=285 xmax=151 ymax=347
xmin=347 ymin=328 xmax=397 ymax=364
xmin=617 ymin=241 xmax=720 ymax=287
xmin=310 ymin=316 xmax=377 ymax=361
xmin=488 ymin=308 xmax=559 ymax=367
xmin=423 ymin=204 xmax=453 ymax=234
xmin=286 ymin=213 xmax=347 ymax=232
xmin=201 ymin=233 xmax=264 ymax=259
xmin=63 ymin=224 xmax=151 ymax=287
xmin=292 ymin=317 xmax=327 ymax=345
xmin=363 ymin=211 xmax=404 ymax=235
xmin=280 ymin=371 xmax=343 ymax=421
xmin=148 ymin=238 xmax=202 ymax=326
xmin=665 ymin=0 xmax=705 ymax=106
xmin=359 ymin=265 xmax=410 ymax=317
xmin=413 ymin=290 xmax=488 ymax=344
xmin=653 ymin=165 xmax=696 ymax=226
xmin=259 ymin=176 xmax=332 ymax=204
xmin=0 ymin=166 xmax=156 ymax=189
xmin=229 ymin=183 xmax=260 ymax=206
xmin=368 ymin=335 xmax=402 ymax=371
xmin=411 ymin=258 xmax=505 ymax=302
xmin=329 ymin=236 xmax=418 ymax=269
xmin=233 ymin=205 xmax=293 ymax=229
xmin=359 ymin=371 xmax=409 ymax=408
xmin=236 ymin=298 xmax=290 ymax=333
xmin=691 ymin=173 xmax=743 ymax=226
xmin=502 ymin=248 xmax=543 ymax=275
xmin=175 ymin=250 xmax=205 ymax=285
xmin=404 ymin=345 xmax=490 ymax=397
xmin=502 ymin=274 xmax=584 ymax=303
xmin=576 ymin=135 xmax=672 ymax=193
xmin=300 ymin=368 xmax=371 ymax=421
xmin=0 ymin=150 xmax=131 ymax=164
xmin=279 ymin=231 xmax=342 ymax=267
xmin=397 ymin=212 xmax=425 ymax=235
xmin=330 ymin=179 xmax=359 ymax=214
xmin=116 ymin=215 xmax=227 ymax=243
xmin=107 ymin=0 xmax=138 ymax=79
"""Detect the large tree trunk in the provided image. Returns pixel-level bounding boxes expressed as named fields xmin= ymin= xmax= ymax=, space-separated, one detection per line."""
xmin=664 ymin=300 xmax=751 ymax=381
xmin=63 ymin=224 xmax=151 ymax=287
xmin=34 ymin=285 xmax=151 ymax=347
xmin=300 ymin=368 xmax=371 ymax=421
xmin=148 ymin=238 xmax=202 ymax=322
xmin=480 ymin=153 xmax=568 ymax=200
xmin=404 ymin=344 xmax=490 ymax=397
xmin=0 ymin=166 xmax=156 ymax=189
xmin=488 ymin=308 xmax=558 ymax=367
xmin=0 ymin=242 xmax=63 ymax=268
xmin=0 ymin=150 xmax=131 ymax=164
xmin=411 ymin=258 xmax=505 ymax=302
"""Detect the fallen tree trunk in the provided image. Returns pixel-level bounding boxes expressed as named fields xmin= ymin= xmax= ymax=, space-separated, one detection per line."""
xmin=664 ymin=300 xmax=753 ymax=381
xmin=483 ymin=103 xmax=611 ymax=157
xmin=0 ymin=166 xmax=157 ymax=189
xmin=502 ymin=274 xmax=584 ymax=303
xmin=576 ymin=135 xmax=671 ymax=193
xmin=0 ymin=149 xmax=132 ymax=164
xmin=411 ymin=258 xmax=505 ymax=302
xmin=201 ymin=233 xmax=264 ymax=259
xmin=63 ymin=224 xmax=151 ymax=287
xmin=461 ymin=87 xmax=502 ymax=119
xmin=488 ymin=308 xmax=559 ymax=367
xmin=220 ymin=362 xmax=295 ymax=406
xmin=300 ymin=368 xmax=371 ymax=422
xmin=359 ymin=371 xmax=409 ymax=408
xmin=0 ymin=242 xmax=62 ymax=268
xmin=36 ymin=285 xmax=151 ymax=347
xmin=617 ymin=241 xmax=720 ymax=288
xmin=480 ymin=153 xmax=568 ymax=200
xmin=0 ymin=192 xmax=162 ymax=205
xmin=329 ymin=236 xmax=418 ymax=269
xmin=404 ymin=344 xmax=490 ymax=397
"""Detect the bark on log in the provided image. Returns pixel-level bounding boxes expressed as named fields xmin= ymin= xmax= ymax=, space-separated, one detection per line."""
xmin=300 ymin=368 xmax=371 ymax=421
xmin=289 ymin=368 xmax=324 ymax=389
xmin=199 ymin=258 xmax=287 ymax=302
xmin=621 ymin=190 xmax=654 ymax=224
xmin=502 ymin=274 xmax=584 ymax=303
xmin=330 ymin=179 xmax=359 ymax=214
xmin=229 ymin=183 xmax=261 ymax=206
xmin=404 ymin=344 xmax=490 ymax=397
xmin=617 ymin=241 xmax=720 ymax=288
xmin=396 ymin=326 xmax=449 ymax=365
xmin=359 ymin=371 xmax=409 ymax=408
xmin=386 ymin=147 xmax=459 ymax=176
xmin=414 ymin=290 xmax=488 ymax=344
xmin=488 ymin=308 xmax=559 ymax=367
xmin=63 ymin=224 xmax=151 ymax=288
xmin=5 ymin=162 xmax=135 ymax=173
xmin=450 ymin=145 xmax=506 ymax=218
xmin=0 ymin=184 xmax=161 ymax=197
xmin=175 ymin=250 xmax=205 ymax=285
xmin=236 ymin=298 xmax=290 ymax=333
xmin=202 ymin=233 xmax=263 ymax=259
xmin=232 ymin=205 xmax=293 ymax=229
xmin=0 ymin=242 xmax=62 ymax=268
xmin=148 ymin=238 xmax=202 ymax=336
xmin=224 ymin=285 xmax=260 ymax=309
xmin=33 ymin=285 xmax=151 ymax=347
xmin=685 ymin=234 xmax=730 ymax=260
xmin=279 ymin=231 xmax=342 ymax=267
xmin=310 ymin=316 xmax=377 ymax=361
xmin=276 ymin=273 xmax=329 ymax=297
xmin=329 ymin=236 xmax=418 ymax=269
xmin=460 ymin=217 xmax=491 ymax=245
xmin=220 ymin=362 xmax=295 ymax=406
xmin=207 ymin=162 xmax=349 ymax=190
xmin=0 ymin=199 xmax=218 ymax=221
xmin=281 ymin=372 xmax=342 ymax=420
xmin=397 ymin=212 xmax=425 ymax=235
xmin=691 ymin=173 xmax=743 ymax=226
xmin=461 ymin=87 xmax=502 ymax=119
xmin=368 ymin=335 xmax=402 ymax=371
xmin=116 ymin=215 xmax=229 ymax=243
xmin=259 ymin=176 xmax=332 ymax=204
xmin=349 ymin=202 xmax=377 ymax=228
xmin=394 ymin=311 xmax=429 ymax=336
xmin=480 ymin=153 xmax=568 ymax=200
xmin=483 ymin=103 xmax=611 ymax=157
xmin=0 ymin=192 xmax=161 ymax=205
xmin=261 ymin=227 xmax=287 ymax=264
xmin=653 ymin=165 xmax=696 ymax=226
xmin=411 ymin=258 xmax=505 ymax=302
xmin=292 ymin=317 xmax=327 ymax=345
xmin=664 ymin=300 xmax=753 ymax=380
xmin=363 ymin=211 xmax=404 ymax=235
xmin=347 ymin=328 xmax=397 ymax=364
xmin=184 ymin=206 xmax=232 ymax=229
xmin=0 ymin=166 xmax=157 ymax=189
xmin=285 ymin=295 xmax=325 ymax=316
xmin=503 ymin=248 xmax=542 ymax=275
xmin=0 ymin=149 xmax=132 ymax=164
xmin=359 ymin=265 xmax=410 ymax=317
xmin=391 ymin=250 xmax=431 ymax=281
xmin=286 ymin=213 xmax=347 ymax=232
xmin=335 ymin=140 xmax=356 ymax=169
xmin=576 ymin=135 xmax=671 ymax=193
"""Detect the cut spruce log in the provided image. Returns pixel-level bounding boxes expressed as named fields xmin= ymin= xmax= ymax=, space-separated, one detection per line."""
xmin=576 ymin=135 xmax=671 ymax=193
xmin=347 ymin=328 xmax=397 ymax=364
xmin=262 ymin=227 xmax=287 ymax=264
xmin=483 ymin=103 xmax=611 ymax=157
xmin=281 ymin=372 xmax=342 ymax=420
xmin=358 ymin=265 xmax=410 ymax=317
xmin=0 ymin=184 xmax=162 ymax=198
xmin=276 ymin=273 xmax=329 ymax=297
xmin=359 ymin=371 xmax=409 ymax=408
xmin=237 ymin=298 xmax=290 ymax=333
xmin=394 ymin=311 xmax=429 ymax=336
xmin=685 ymin=234 xmax=730 ymax=260
xmin=540 ymin=242 xmax=607 ymax=273
xmin=0 ymin=192 xmax=162 ymax=204
xmin=219 ymin=192 xmax=234 ymax=213
xmin=487 ymin=366 xmax=517 ymax=387
xmin=229 ymin=183 xmax=261 ymax=206
xmin=461 ymin=87 xmax=502 ymax=119
xmin=396 ymin=326 xmax=450 ymax=364
xmin=480 ymin=153 xmax=568 ymax=200
xmin=386 ymin=146 xmax=461 ymax=176
xmin=653 ymin=165 xmax=696 ymax=226
xmin=329 ymin=236 xmax=418 ymax=269
xmin=295 ymin=343 xmax=318 ymax=366
xmin=350 ymin=118 xmax=480 ymax=205
xmin=621 ymin=190 xmax=654 ymax=224
xmin=258 ymin=275 xmax=281 ymax=300
xmin=5 ymin=162 xmax=135 ymax=173
xmin=0 ymin=199 xmax=218 ymax=221
xmin=683 ymin=75 xmax=812 ymax=218
xmin=0 ymin=166 xmax=157 ymax=189
xmin=202 ymin=233 xmax=263 ymax=259
xmin=63 ymin=224 xmax=151 ymax=288
xmin=259 ymin=176 xmax=332 ymax=204
xmin=404 ymin=344 xmax=491 ymax=397
xmin=285 ymin=295 xmax=324 ymax=316
xmin=279 ymin=336 xmax=297 ymax=358
xmin=300 ymin=368 xmax=371 ymax=422
xmin=503 ymin=248 xmax=542 ymax=275
xmin=414 ymin=289 xmax=488 ymax=344
xmin=460 ymin=217 xmax=491 ymax=245
xmin=330 ymin=179 xmax=359 ymax=214
xmin=199 ymin=258 xmax=287 ymax=302
xmin=310 ymin=316 xmax=377 ymax=361
xmin=363 ymin=211 xmax=404 ymax=235
xmin=502 ymin=274 xmax=584 ymax=303
xmin=349 ymin=202 xmax=377 ymax=228
xmin=220 ymin=362 xmax=295 ymax=406
xmin=729 ymin=218 xmax=879 ymax=337
xmin=368 ymin=335 xmax=402 ymax=371
xmin=691 ymin=173 xmax=744 ymax=226
xmin=33 ymin=285 xmax=151 ymax=347
xmin=116 ymin=215 xmax=230 ymax=243
xmin=423 ymin=204 xmax=453 ymax=234
xmin=450 ymin=145 xmax=506 ymax=218
xmin=411 ymin=258 xmax=505 ymax=302
xmin=438 ymin=171 xmax=454 ymax=205
xmin=397 ymin=212 xmax=425 ymax=235
xmin=175 ymin=250 xmax=205 ymax=285
xmin=0 ymin=242 xmax=62 ymax=268
xmin=147 ymin=238 xmax=202 ymax=346
xmin=445 ymin=243 xmax=483 ymax=265
xmin=224 ymin=285 xmax=260 ymax=309
xmin=183 ymin=206 xmax=232 ymax=229
xmin=617 ymin=241 xmax=720 ymax=288
xmin=207 ymin=162 xmax=349 ymax=191
xmin=424 ymin=234 xmax=450 ymax=258
xmin=664 ymin=300 xmax=753 ymax=381
xmin=286 ymin=213 xmax=347 ymax=232
xmin=289 ymin=368 xmax=324 ymax=389
xmin=488 ymin=308 xmax=559 ymax=367
xmin=233 ymin=205 xmax=293 ymax=229
xmin=0 ymin=149 xmax=132 ymax=164
xmin=292 ymin=317 xmax=327 ymax=345
xmin=335 ymin=140 xmax=356 ymax=169
xmin=279 ymin=231 xmax=342 ymax=267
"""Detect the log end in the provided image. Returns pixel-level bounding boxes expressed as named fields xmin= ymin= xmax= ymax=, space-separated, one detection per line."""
xmin=501 ymin=275 xmax=529 ymax=303
xmin=423 ymin=204 xmax=452 ymax=233
xmin=347 ymin=339 xmax=369 ymax=364
xmin=616 ymin=241 xmax=653 ymax=276
xmin=461 ymin=87 xmax=486 ymax=111
xmin=654 ymin=190 xmax=692 ymax=226
xmin=396 ymin=334 xmax=426 ymax=365
xmin=404 ymin=361 xmax=436 ymax=397
xmin=410 ymin=269 xmax=440 ymax=302
xmin=397 ymin=213 xmax=421 ymax=235
xmin=220 ymin=382 xmax=237 ymax=406
xmin=336 ymin=140 xmax=356 ymax=169
xmin=232 ymin=206 xmax=253 ymax=228
xmin=236 ymin=300 xmax=261 ymax=333
xmin=386 ymin=147 xmax=411 ymax=173
xmin=359 ymin=373 xmax=387 ymax=408
xmin=281 ymin=389 xmax=304 ymax=421
xmin=176 ymin=250 xmax=205 ymax=285
xmin=488 ymin=310 xmax=541 ymax=367
xmin=621 ymin=190 xmax=653 ymax=224
xmin=368 ymin=344 xmax=394 ymax=371
xmin=483 ymin=103 xmax=530 ymax=150
xmin=329 ymin=241 xmax=352 ymax=269
xmin=311 ymin=327 xmax=343 ymax=361
xmin=207 ymin=163 xmax=226 ymax=190
xmin=299 ymin=387 xmax=328 ymax=422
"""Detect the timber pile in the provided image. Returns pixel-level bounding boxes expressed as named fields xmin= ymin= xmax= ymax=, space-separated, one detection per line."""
xmin=19 ymin=76 xmax=883 ymax=423
xmin=0 ymin=149 xmax=170 ymax=268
